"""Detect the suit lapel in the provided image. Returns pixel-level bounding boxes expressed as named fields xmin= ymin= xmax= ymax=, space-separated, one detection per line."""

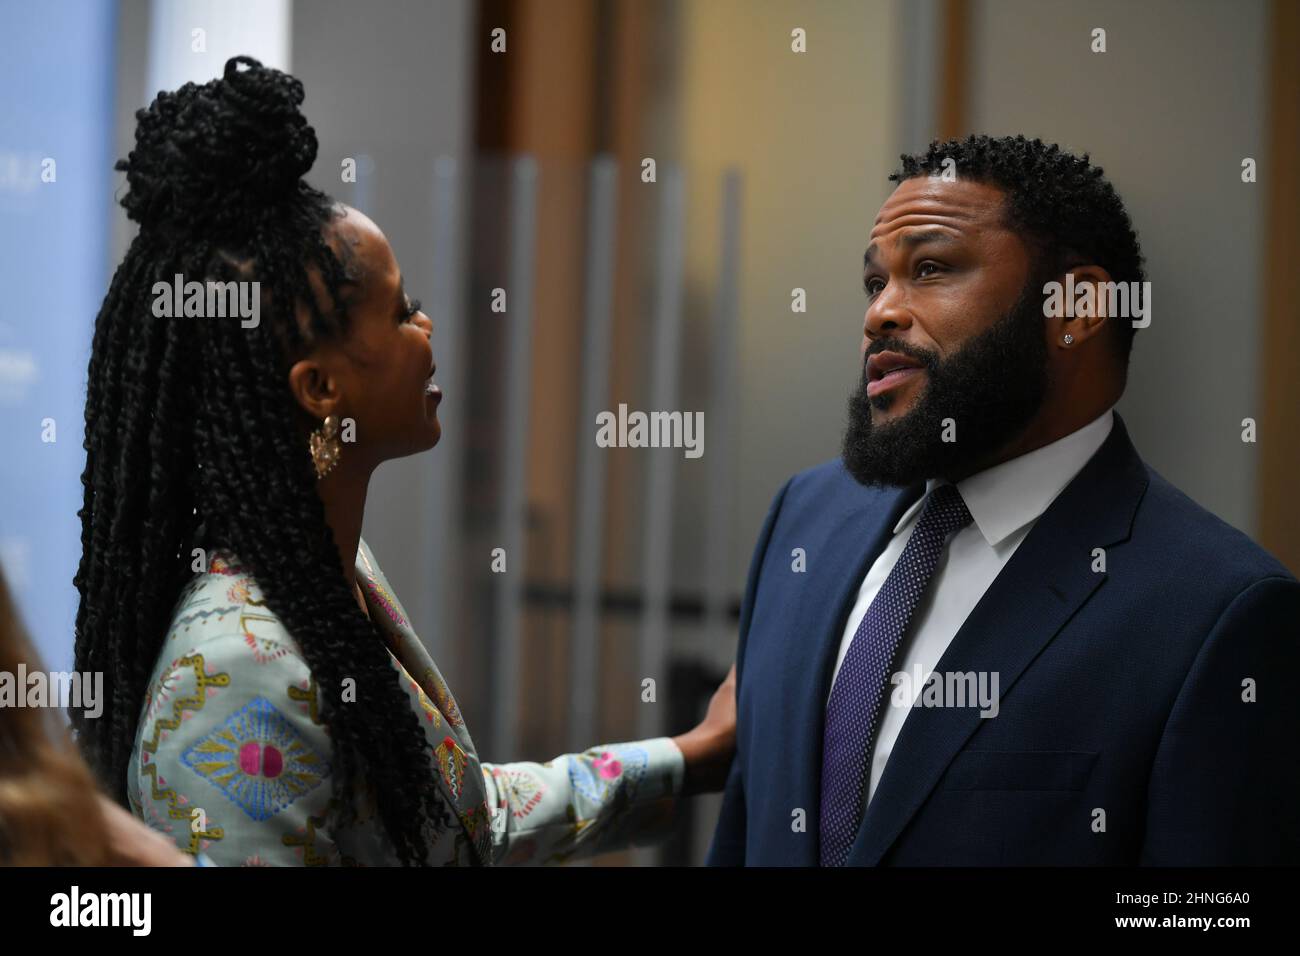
xmin=784 ymin=481 xmax=926 ymax=866
xmin=356 ymin=539 xmax=494 ymax=865
xmin=847 ymin=413 xmax=1149 ymax=865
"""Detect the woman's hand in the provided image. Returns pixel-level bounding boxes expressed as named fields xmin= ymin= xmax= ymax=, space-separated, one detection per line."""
xmin=97 ymin=795 xmax=196 ymax=866
xmin=671 ymin=662 xmax=737 ymax=797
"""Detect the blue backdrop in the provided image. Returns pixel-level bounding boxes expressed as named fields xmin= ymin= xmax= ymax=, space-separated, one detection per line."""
xmin=0 ymin=0 xmax=118 ymax=669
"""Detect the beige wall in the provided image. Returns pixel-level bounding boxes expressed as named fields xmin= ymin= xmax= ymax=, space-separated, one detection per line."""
xmin=666 ymin=0 xmax=1274 ymax=596
xmin=967 ymin=0 xmax=1269 ymax=536
xmin=668 ymin=0 xmax=904 ymax=606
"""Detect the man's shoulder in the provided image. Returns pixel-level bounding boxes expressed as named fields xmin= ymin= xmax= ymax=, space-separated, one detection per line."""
xmin=772 ymin=454 xmax=1296 ymax=589
xmin=1136 ymin=466 xmax=1296 ymax=587
xmin=785 ymin=457 xmax=856 ymax=494
xmin=775 ymin=457 xmax=912 ymax=519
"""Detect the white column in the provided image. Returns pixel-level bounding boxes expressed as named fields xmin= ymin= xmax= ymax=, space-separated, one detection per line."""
xmin=146 ymin=0 xmax=291 ymax=98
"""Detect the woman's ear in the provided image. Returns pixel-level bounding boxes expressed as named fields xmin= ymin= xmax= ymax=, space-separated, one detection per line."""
xmin=288 ymin=355 xmax=343 ymax=421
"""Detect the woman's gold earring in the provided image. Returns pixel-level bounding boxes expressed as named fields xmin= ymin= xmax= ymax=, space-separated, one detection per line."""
xmin=310 ymin=414 xmax=342 ymax=479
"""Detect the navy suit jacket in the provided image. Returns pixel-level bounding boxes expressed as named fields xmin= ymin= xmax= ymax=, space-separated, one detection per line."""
xmin=706 ymin=413 xmax=1300 ymax=865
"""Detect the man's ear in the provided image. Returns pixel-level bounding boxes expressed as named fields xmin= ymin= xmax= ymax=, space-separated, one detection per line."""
xmin=288 ymin=356 xmax=343 ymax=421
xmin=1051 ymin=264 xmax=1113 ymax=347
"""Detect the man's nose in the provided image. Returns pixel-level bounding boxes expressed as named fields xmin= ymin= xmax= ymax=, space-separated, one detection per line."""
xmin=864 ymin=283 xmax=914 ymax=339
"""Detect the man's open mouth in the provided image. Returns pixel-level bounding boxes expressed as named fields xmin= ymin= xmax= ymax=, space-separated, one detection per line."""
xmin=866 ymin=351 xmax=925 ymax=398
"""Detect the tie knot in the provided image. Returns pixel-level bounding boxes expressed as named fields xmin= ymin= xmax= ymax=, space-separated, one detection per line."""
xmin=919 ymin=483 xmax=974 ymax=537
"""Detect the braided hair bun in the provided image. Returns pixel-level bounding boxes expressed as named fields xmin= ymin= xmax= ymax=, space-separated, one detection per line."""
xmin=80 ymin=54 xmax=453 ymax=865
xmin=116 ymin=56 xmax=319 ymax=236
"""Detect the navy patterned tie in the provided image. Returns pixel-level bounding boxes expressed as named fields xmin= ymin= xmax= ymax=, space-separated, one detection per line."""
xmin=819 ymin=483 xmax=974 ymax=866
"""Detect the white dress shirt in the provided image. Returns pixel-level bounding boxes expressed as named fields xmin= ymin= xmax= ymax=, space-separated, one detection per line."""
xmin=827 ymin=406 xmax=1116 ymax=809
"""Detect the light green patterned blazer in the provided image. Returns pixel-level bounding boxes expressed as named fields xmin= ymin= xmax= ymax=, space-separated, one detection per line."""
xmin=127 ymin=538 xmax=685 ymax=866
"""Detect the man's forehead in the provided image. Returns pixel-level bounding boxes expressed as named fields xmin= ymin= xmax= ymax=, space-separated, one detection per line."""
xmin=869 ymin=177 xmax=1007 ymax=243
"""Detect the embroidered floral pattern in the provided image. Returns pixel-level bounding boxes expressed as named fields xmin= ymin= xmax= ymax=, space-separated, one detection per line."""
xmin=491 ymin=766 xmax=547 ymax=820
xmin=130 ymin=538 xmax=683 ymax=866
xmin=568 ymin=745 xmax=650 ymax=805
xmin=435 ymin=735 xmax=469 ymax=801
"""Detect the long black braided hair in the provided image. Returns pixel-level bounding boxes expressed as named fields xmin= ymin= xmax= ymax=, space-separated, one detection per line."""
xmin=71 ymin=55 xmax=446 ymax=865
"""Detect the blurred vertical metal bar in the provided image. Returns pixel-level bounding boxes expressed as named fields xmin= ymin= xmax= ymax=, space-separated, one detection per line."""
xmin=631 ymin=164 xmax=686 ymax=869
xmin=937 ymin=0 xmax=970 ymax=141
xmin=1258 ymin=0 xmax=1300 ymax=575
xmin=569 ymin=155 xmax=619 ymax=748
xmin=423 ymin=156 xmax=466 ymax=664
xmin=899 ymin=0 xmax=941 ymax=153
xmin=491 ymin=156 xmax=539 ymax=759
xmin=703 ymin=170 xmax=742 ymax=670
xmin=637 ymin=165 xmax=686 ymax=742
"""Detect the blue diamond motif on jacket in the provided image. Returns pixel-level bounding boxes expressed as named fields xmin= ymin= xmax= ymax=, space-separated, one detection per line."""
xmin=181 ymin=696 xmax=329 ymax=821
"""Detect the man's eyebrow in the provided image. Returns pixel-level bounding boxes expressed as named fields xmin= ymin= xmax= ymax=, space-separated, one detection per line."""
xmin=864 ymin=230 xmax=961 ymax=268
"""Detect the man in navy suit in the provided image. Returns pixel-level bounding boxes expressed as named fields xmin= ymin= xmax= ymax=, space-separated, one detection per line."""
xmin=707 ymin=134 xmax=1300 ymax=866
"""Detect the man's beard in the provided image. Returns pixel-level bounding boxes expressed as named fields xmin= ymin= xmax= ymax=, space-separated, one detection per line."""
xmin=841 ymin=280 xmax=1050 ymax=488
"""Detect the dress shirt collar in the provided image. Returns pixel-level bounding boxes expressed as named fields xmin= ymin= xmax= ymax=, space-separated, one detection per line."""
xmin=892 ymin=406 xmax=1117 ymax=547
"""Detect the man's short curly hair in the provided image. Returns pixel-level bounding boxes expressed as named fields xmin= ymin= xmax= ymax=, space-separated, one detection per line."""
xmin=890 ymin=134 xmax=1146 ymax=362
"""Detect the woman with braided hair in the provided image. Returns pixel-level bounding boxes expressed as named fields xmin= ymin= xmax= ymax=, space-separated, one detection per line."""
xmin=73 ymin=55 xmax=736 ymax=867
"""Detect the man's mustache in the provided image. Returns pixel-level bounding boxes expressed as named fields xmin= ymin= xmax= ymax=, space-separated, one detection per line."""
xmin=862 ymin=340 xmax=941 ymax=377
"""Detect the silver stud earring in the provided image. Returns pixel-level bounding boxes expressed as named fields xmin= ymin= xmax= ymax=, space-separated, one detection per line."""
xmin=1062 ymin=334 xmax=1074 ymax=345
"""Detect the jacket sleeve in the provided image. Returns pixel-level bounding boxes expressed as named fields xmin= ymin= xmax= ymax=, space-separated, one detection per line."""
xmin=479 ymin=736 xmax=685 ymax=865
xmin=705 ymin=474 xmax=794 ymax=866
xmin=1139 ymin=574 xmax=1300 ymax=865
xmin=129 ymin=628 xmax=342 ymax=867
